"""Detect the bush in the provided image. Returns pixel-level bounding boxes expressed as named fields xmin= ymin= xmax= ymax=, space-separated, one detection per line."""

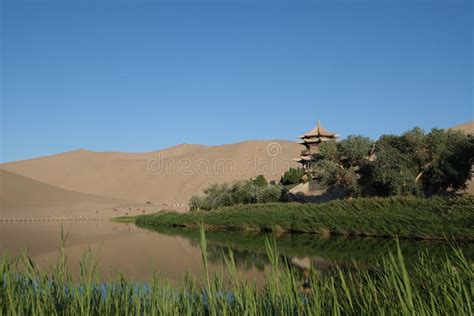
xmin=189 ymin=178 xmax=283 ymax=211
xmin=189 ymin=196 xmax=203 ymax=211
xmin=252 ymin=175 xmax=268 ymax=187
xmin=256 ymin=185 xmax=282 ymax=203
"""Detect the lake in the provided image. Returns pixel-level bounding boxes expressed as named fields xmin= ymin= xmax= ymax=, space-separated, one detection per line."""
xmin=1 ymin=221 xmax=473 ymax=284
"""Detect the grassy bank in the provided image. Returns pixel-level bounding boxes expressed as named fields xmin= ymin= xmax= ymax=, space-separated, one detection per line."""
xmin=1 ymin=230 xmax=472 ymax=315
xmin=135 ymin=196 xmax=474 ymax=240
xmin=110 ymin=216 xmax=136 ymax=223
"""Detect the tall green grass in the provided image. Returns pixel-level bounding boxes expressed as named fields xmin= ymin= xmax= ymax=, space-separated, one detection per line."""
xmin=135 ymin=195 xmax=474 ymax=240
xmin=1 ymin=226 xmax=473 ymax=315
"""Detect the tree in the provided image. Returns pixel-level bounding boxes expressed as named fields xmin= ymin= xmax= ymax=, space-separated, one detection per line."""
xmin=361 ymin=142 xmax=421 ymax=196
xmin=310 ymin=135 xmax=374 ymax=196
xmin=309 ymin=128 xmax=472 ymax=197
xmin=311 ymin=159 xmax=360 ymax=195
xmin=337 ymin=135 xmax=374 ymax=168
xmin=362 ymin=128 xmax=473 ymax=196
xmin=280 ymin=168 xmax=305 ymax=185
xmin=419 ymin=129 xmax=473 ymax=194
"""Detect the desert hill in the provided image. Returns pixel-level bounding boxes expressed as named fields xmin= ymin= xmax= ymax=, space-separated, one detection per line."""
xmin=0 ymin=169 xmax=132 ymax=219
xmin=1 ymin=141 xmax=300 ymax=207
xmin=453 ymin=121 xmax=474 ymax=135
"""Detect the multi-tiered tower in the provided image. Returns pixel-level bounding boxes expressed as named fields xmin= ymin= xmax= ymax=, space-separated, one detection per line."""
xmin=295 ymin=121 xmax=339 ymax=169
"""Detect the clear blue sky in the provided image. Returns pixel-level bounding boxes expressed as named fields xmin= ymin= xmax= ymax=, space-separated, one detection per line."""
xmin=1 ymin=0 xmax=472 ymax=162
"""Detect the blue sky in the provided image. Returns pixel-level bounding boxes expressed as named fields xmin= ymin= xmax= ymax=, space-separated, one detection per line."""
xmin=1 ymin=0 xmax=472 ymax=162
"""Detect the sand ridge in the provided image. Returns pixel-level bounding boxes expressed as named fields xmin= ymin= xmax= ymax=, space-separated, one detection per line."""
xmin=453 ymin=121 xmax=474 ymax=135
xmin=0 ymin=169 xmax=126 ymax=218
xmin=1 ymin=140 xmax=301 ymax=207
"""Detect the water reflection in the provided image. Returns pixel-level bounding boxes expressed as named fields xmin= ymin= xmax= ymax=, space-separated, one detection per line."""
xmin=0 ymin=221 xmax=472 ymax=284
xmin=139 ymin=224 xmax=474 ymax=272
xmin=0 ymin=221 xmax=266 ymax=283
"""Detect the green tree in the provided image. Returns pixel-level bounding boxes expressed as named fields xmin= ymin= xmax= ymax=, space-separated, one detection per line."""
xmin=361 ymin=141 xmax=421 ymax=196
xmin=419 ymin=129 xmax=473 ymax=194
xmin=311 ymin=160 xmax=360 ymax=195
xmin=310 ymin=136 xmax=374 ymax=196
xmin=280 ymin=168 xmax=305 ymax=185
xmin=362 ymin=128 xmax=473 ymax=196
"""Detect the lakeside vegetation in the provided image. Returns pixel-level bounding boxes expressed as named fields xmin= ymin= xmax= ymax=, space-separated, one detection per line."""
xmin=310 ymin=127 xmax=473 ymax=197
xmin=110 ymin=216 xmax=136 ymax=223
xmin=136 ymin=195 xmax=474 ymax=240
xmin=187 ymin=127 xmax=473 ymax=212
xmin=1 ymin=229 xmax=472 ymax=315
xmin=164 ymin=127 xmax=474 ymax=242
xmin=189 ymin=175 xmax=284 ymax=211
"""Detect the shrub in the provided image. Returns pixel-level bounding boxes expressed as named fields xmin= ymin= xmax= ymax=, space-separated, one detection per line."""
xmin=256 ymin=185 xmax=282 ymax=203
xmin=252 ymin=175 xmax=268 ymax=187
xmin=189 ymin=178 xmax=283 ymax=211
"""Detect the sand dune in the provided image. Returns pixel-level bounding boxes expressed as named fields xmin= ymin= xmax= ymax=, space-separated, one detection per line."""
xmin=453 ymin=121 xmax=474 ymax=135
xmin=1 ymin=141 xmax=300 ymax=207
xmin=0 ymin=169 xmax=133 ymax=219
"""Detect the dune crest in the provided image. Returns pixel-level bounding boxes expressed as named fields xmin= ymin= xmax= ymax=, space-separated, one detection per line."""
xmin=452 ymin=121 xmax=474 ymax=135
xmin=1 ymin=140 xmax=300 ymax=206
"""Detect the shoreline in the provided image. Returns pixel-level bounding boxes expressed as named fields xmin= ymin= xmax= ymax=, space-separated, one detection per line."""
xmin=132 ymin=196 xmax=474 ymax=242
xmin=0 ymin=218 xmax=109 ymax=222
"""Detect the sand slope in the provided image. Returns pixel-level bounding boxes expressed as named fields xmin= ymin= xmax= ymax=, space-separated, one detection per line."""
xmin=0 ymin=169 xmax=133 ymax=218
xmin=453 ymin=121 xmax=474 ymax=135
xmin=1 ymin=141 xmax=300 ymax=205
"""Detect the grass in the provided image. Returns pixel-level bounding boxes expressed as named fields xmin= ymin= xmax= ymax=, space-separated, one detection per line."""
xmin=135 ymin=195 xmax=474 ymax=240
xmin=1 ymin=226 xmax=473 ymax=315
xmin=110 ymin=216 xmax=136 ymax=223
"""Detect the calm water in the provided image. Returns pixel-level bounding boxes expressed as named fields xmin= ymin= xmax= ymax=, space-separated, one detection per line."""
xmin=1 ymin=221 xmax=473 ymax=283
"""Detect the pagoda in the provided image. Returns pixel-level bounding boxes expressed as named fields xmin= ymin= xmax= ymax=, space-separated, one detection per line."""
xmin=295 ymin=120 xmax=339 ymax=169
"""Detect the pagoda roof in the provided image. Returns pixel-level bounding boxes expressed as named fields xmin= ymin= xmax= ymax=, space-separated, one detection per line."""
xmin=294 ymin=156 xmax=312 ymax=162
xmin=299 ymin=121 xmax=338 ymax=139
xmin=298 ymin=137 xmax=335 ymax=144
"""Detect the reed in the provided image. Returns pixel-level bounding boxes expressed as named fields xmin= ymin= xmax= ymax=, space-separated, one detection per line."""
xmin=1 ymin=227 xmax=473 ymax=315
